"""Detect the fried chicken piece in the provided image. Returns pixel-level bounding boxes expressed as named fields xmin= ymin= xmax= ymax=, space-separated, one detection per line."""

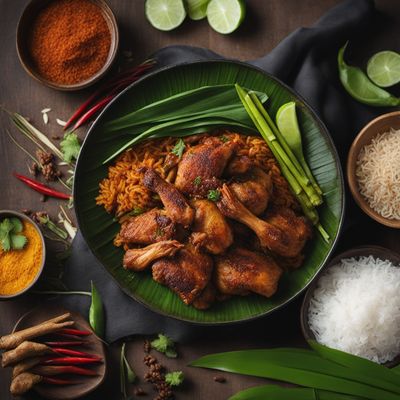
xmin=229 ymin=167 xmax=273 ymax=215
xmin=142 ymin=167 xmax=194 ymax=227
xmin=192 ymin=282 xmax=216 ymax=310
xmin=224 ymin=155 xmax=252 ymax=176
xmin=123 ymin=240 xmax=184 ymax=271
xmin=214 ymin=247 xmax=282 ymax=297
xmin=175 ymin=137 xmax=237 ymax=196
xmin=217 ymin=184 xmax=309 ymax=258
xmin=119 ymin=209 xmax=175 ymax=245
xmin=152 ymin=244 xmax=213 ymax=305
xmin=190 ymin=199 xmax=233 ymax=254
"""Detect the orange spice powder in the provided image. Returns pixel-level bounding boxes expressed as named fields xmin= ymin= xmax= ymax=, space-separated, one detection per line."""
xmin=28 ymin=0 xmax=111 ymax=85
xmin=0 ymin=221 xmax=43 ymax=296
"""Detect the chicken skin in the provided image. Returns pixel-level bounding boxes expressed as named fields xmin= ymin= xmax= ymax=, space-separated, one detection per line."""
xmin=142 ymin=167 xmax=194 ymax=227
xmin=225 ymin=155 xmax=253 ymax=176
xmin=175 ymin=137 xmax=237 ymax=196
xmin=214 ymin=247 xmax=282 ymax=297
xmin=229 ymin=167 xmax=273 ymax=216
xmin=152 ymin=244 xmax=213 ymax=305
xmin=190 ymin=199 xmax=233 ymax=254
xmin=217 ymin=184 xmax=309 ymax=258
xmin=119 ymin=209 xmax=175 ymax=245
xmin=123 ymin=240 xmax=184 ymax=271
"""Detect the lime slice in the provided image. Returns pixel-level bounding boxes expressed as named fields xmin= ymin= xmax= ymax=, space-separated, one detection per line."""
xmin=145 ymin=0 xmax=186 ymax=31
xmin=206 ymin=0 xmax=245 ymax=34
xmin=276 ymin=101 xmax=301 ymax=146
xmin=186 ymin=0 xmax=209 ymax=20
xmin=366 ymin=51 xmax=400 ymax=88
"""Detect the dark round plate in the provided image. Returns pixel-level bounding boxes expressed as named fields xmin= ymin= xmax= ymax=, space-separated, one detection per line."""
xmin=74 ymin=60 xmax=344 ymax=324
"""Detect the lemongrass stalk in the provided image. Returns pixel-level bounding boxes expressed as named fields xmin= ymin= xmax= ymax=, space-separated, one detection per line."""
xmin=249 ymin=91 xmax=323 ymax=202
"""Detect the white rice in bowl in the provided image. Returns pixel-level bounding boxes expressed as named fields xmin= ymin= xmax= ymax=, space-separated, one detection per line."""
xmin=308 ymin=255 xmax=400 ymax=364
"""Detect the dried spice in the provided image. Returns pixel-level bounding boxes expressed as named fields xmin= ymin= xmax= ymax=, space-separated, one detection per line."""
xmin=28 ymin=0 xmax=111 ymax=85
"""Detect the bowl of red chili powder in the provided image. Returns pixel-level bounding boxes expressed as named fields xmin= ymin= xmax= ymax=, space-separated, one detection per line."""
xmin=17 ymin=0 xmax=119 ymax=90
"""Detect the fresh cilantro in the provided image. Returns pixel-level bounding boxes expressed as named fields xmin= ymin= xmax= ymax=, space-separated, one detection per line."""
xmin=151 ymin=333 xmax=177 ymax=358
xmin=60 ymin=132 xmax=81 ymax=163
xmin=171 ymin=139 xmax=186 ymax=159
xmin=207 ymin=189 xmax=221 ymax=202
xmin=165 ymin=371 xmax=184 ymax=387
xmin=0 ymin=217 xmax=27 ymax=252
xmin=193 ymin=176 xmax=202 ymax=186
xmin=126 ymin=207 xmax=143 ymax=217
xmin=220 ymin=135 xmax=229 ymax=143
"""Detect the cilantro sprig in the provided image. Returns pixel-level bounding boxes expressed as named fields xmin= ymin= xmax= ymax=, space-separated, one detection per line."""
xmin=0 ymin=217 xmax=27 ymax=251
xmin=151 ymin=333 xmax=177 ymax=358
xmin=171 ymin=138 xmax=186 ymax=159
xmin=60 ymin=132 xmax=81 ymax=163
xmin=207 ymin=189 xmax=220 ymax=202
xmin=165 ymin=371 xmax=184 ymax=386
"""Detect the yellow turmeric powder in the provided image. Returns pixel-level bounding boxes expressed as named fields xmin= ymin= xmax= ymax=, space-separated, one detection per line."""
xmin=0 ymin=221 xmax=43 ymax=295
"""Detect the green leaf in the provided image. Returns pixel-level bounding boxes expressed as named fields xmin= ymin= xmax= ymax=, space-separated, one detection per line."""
xmin=10 ymin=217 xmax=23 ymax=233
xmin=193 ymin=176 xmax=202 ymax=186
xmin=89 ymin=281 xmax=105 ymax=338
xmin=151 ymin=334 xmax=177 ymax=358
xmin=165 ymin=371 xmax=184 ymax=386
xmin=10 ymin=234 xmax=27 ymax=250
xmin=1 ymin=234 xmax=11 ymax=251
xmin=0 ymin=218 xmax=16 ymax=251
xmin=171 ymin=138 xmax=186 ymax=159
xmin=207 ymin=189 xmax=220 ymax=202
xmin=60 ymin=132 xmax=81 ymax=163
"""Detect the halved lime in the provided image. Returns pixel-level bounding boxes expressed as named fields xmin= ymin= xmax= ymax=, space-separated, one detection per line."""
xmin=186 ymin=0 xmax=209 ymax=20
xmin=206 ymin=0 xmax=245 ymax=34
xmin=366 ymin=51 xmax=400 ymax=88
xmin=145 ymin=0 xmax=186 ymax=31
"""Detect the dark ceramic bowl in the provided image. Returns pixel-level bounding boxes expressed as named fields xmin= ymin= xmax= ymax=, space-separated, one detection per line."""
xmin=301 ymin=245 xmax=400 ymax=367
xmin=16 ymin=0 xmax=119 ymax=91
xmin=0 ymin=210 xmax=46 ymax=299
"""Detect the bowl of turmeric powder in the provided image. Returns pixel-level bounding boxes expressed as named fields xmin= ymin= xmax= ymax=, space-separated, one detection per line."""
xmin=0 ymin=211 xmax=45 ymax=299
xmin=16 ymin=0 xmax=119 ymax=90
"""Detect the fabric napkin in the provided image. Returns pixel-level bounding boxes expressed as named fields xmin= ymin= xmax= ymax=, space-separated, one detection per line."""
xmin=59 ymin=0 xmax=381 ymax=343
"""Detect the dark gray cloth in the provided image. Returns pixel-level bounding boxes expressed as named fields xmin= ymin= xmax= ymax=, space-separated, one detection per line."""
xmin=60 ymin=0 xmax=379 ymax=343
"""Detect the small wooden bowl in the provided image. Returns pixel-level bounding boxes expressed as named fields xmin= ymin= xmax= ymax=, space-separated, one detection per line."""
xmin=301 ymin=245 xmax=400 ymax=368
xmin=347 ymin=111 xmax=400 ymax=229
xmin=0 ymin=210 xmax=46 ymax=300
xmin=16 ymin=0 xmax=119 ymax=91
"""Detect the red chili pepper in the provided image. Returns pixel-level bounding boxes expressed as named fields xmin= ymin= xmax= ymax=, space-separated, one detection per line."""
xmin=45 ymin=341 xmax=85 ymax=347
xmin=42 ymin=357 xmax=102 ymax=365
xmin=58 ymin=328 xmax=92 ymax=336
xmin=42 ymin=377 xmax=78 ymax=385
xmin=63 ymin=59 xmax=155 ymax=130
xmin=53 ymin=348 xmax=100 ymax=359
xmin=34 ymin=365 xmax=97 ymax=376
xmin=14 ymin=173 xmax=71 ymax=200
xmin=73 ymin=95 xmax=115 ymax=130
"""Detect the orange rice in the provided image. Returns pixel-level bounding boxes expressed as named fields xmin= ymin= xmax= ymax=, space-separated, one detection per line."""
xmin=96 ymin=132 xmax=299 ymax=217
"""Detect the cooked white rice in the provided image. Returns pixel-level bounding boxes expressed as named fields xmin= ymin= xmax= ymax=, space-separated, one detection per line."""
xmin=356 ymin=128 xmax=400 ymax=220
xmin=308 ymin=256 xmax=400 ymax=363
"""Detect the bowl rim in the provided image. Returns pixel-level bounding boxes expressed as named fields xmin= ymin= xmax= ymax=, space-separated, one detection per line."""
xmin=16 ymin=0 xmax=119 ymax=91
xmin=0 ymin=210 xmax=46 ymax=299
xmin=347 ymin=111 xmax=400 ymax=229
xmin=300 ymin=244 xmax=400 ymax=368
xmin=73 ymin=58 xmax=345 ymax=325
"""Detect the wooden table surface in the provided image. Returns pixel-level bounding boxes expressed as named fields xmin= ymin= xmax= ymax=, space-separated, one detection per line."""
xmin=1 ymin=1 xmax=400 ymax=399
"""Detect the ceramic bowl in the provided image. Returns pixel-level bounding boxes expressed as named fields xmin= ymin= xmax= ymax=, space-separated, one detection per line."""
xmin=16 ymin=0 xmax=119 ymax=91
xmin=347 ymin=111 xmax=400 ymax=229
xmin=0 ymin=210 xmax=46 ymax=299
xmin=301 ymin=245 xmax=400 ymax=368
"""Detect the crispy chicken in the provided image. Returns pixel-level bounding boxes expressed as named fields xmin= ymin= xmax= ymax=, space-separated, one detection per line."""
xmin=229 ymin=167 xmax=273 ymax=215
xmin=214 ymin=247 xmax=282 ymax=297
xmin=217 ymin=184 xmax=309 ymax=258
xmin=192 ymin=283 xmax=216 ymax=310
xmin=142 ymin=167 xmax=194 ymax=227
xmin=152 ymin=244 xmax=213 ymax=305
xmin=123 ymin=240 xmax=183 ymax=271
xmin=119 ymin=209 xmax=175 ymax=245
xmin=190 ymin=199 xmax=233 ymax=254
xmin=224 ymin=155 xmax=252 ymax=176
xmin=175 ymin=136 xmax=237 ymax=196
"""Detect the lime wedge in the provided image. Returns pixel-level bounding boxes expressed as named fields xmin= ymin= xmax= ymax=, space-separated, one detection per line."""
xmin=367 ymin=51 xmax=400 ymax=88
xmin=145 ymin=0 xmax=186 ymax=31
xmin=276 ymin=101 xmax=301 ymax=146
xmin=206 ymin=0 xmax=245 ymax=34
xmin=186 ymin=0 xmax=209 ymax=20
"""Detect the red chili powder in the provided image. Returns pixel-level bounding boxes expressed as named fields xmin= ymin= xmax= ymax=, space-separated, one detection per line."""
xmin=28 ymin=0 xmax=112 ymax=85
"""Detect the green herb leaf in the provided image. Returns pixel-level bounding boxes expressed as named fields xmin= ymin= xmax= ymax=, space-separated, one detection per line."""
xmin=171 ymin=138 xmax=186 ymax=159
xmin=165 ymin=371 xmax=184 ymax=386
xmin=127 ymin=207 xmax=143 ymax=217
xmin=193 ymin=176 xmax=202 ymax=186
xmin=124 ymin=357 xmax=136 ymax=383
xmin=1 ymin=234 xmax=11 ymax=252
xmin=10 ymin=235 xmax=27 ymax=250
xmin=10 ymin=217 xmax=23 ymax=233
xmin=151 ymin=334 xmax=177 ymax=358
xmin=220 ymin=135 xmax=229 ymax=143
xmin=60 ymin=132 xmax=81 ymax=163
xmin=89 ymin=281 xmax=105 ymax=338
xmin=207 ymin=189 xmax=220 ymax=202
